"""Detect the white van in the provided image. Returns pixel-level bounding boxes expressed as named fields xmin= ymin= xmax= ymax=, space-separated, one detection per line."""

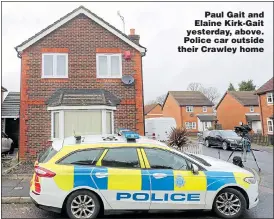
xmin=145 ymin=117 xmax=177 ymax=141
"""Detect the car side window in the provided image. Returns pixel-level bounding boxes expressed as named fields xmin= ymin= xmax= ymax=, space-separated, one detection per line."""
xmin=101 ymin=148 xmax=140 ymax=168
xmin=144 ymin=148 xmax=189 ymax=170
xmin=59 ymin=149 xmax=103 ymax=165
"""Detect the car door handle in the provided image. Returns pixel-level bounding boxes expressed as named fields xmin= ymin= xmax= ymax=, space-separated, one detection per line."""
xmin=95 ymin=172 xmax=108 ymax=178
xmin=152 ymin=173 xmax=167 ymax=179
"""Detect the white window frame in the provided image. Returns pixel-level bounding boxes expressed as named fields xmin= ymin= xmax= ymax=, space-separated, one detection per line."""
xmin=202 ymin=106 xmax=207 ymax=112
xmin=96 ymin=53 xmax=122 ymax=78
xmin=267 ymin=92 xmax=273 ymax=104
xmin=49 ymin=106 xmax=116 ymax=140
xmin=42 ymin=53 xmax=68 ymax=78
xmin=250 ymin=106 xmax=254 ymax=113
xmin=267 ymin=118 xmax=273 ymax=134
xmin=185 ymin=122 xmax=196 ymax=130
xmin=186 ymin=106 xmax=194 ymax=112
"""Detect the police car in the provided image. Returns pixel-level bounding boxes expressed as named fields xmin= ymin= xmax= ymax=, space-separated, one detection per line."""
xmin=30 ymin=130 xmax=259 ymax=219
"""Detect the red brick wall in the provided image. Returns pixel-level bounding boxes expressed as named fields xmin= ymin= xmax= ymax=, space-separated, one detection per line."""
xmin=145 ymin=105 xmax=163 ymax=119
xmin=258 ymin=93 xmax=274 ymax=135
xmin=217 ymin=93 xmax=260 ymax=130
xmin=162 ymin=94 xmax=181 ymax=127
xmin=19 ymin=14 xmax=144 ymax=160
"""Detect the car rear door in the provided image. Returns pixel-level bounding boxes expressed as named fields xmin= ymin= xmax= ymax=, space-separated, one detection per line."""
xmin=96 ymin=147 xmax=151 ymax=210
xmin=141 ymin=147 xmax=207 ymax=210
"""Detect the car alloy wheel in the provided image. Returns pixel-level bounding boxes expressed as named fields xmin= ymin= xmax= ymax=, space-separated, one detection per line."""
xmin=222 ymin=142 xmax=228 ymax=150
xmin=213 ymin=188 xmax=246 ymax=219
xmin=216 ymin=192 xmax=241 ymax=216
xmin=71 ymin=195 xmax=95 ymax=218
xmin=66 ymin=190 xmax=100 ymax=219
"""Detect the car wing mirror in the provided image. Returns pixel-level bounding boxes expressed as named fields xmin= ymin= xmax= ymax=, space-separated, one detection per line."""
xmin=191 ymin=163 xmax=199 ymax=175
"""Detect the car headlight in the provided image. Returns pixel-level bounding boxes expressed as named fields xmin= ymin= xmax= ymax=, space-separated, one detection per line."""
xmin=244 ymin=177 xmax=256 ymax=184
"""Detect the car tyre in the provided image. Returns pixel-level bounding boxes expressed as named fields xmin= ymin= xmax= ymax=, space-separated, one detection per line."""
xmin=222 ymin=142 xmax=229 ymax=150
xmin=66 ymin=190 xmax=101 ymax=219
xmin=205 ymin=140 xmax=211 ymax=147
xmin=213 ymin=188 xmax=247 ymax=219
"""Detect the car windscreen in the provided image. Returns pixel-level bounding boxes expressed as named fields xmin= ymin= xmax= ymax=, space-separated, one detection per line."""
xmin=38 ymin=146 xmax=58 ymax=163
xmin=220 ymin=131 xmax=238 ymax=138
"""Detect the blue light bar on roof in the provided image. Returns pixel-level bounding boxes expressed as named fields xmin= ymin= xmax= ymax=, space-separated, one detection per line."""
xmin=123 ymin=131 xmax=140 ymax=140
xmin=120 ymin=129 xmax=140 ymax=141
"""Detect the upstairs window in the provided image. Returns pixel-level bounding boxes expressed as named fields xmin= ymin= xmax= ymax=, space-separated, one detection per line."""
xmin=267 ymin=92 xmax=273 ymax=104
xmin=186 ymin=106 xmax=194 ymax=112
xmin=250 ymin=106 xmax=254 ymax=112
xmin=203 ymin=106 xmax=207 ymax=112
xmin=42 ymin=53 xmax=68 ymax=78
xmin=96 ymin=54 xmax=122 ymax=78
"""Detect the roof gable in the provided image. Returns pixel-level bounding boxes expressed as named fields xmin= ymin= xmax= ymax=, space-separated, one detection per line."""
xmin=144 ymin=103 xmax=161 ymax=115
xmin=15 ymin=6 xmax=146 ymax=53
xmin=216 ymin=91 xmax=258 ymax=109
xmin=168 ymin=91 xmax=214 ymax=106
xmin=256 ymin=77 xmax=273 ymax=94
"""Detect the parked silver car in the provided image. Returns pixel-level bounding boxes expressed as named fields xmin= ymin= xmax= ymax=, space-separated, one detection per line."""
xmin=1 ymin=132 xmax=13 ymax=154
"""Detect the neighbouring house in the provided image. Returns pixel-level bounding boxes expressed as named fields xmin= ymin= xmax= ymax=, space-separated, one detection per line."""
xmin=15 ymin=6 xmax=146 ymax=160
xmin=216 ymin=91 xmax=261 ymax=133
xmin=255 ymin=77 xmax=273 ymax=144
xmin=1 ymin=92 xmax=20 ymax=149
xmin=162 ymin=91 xmax=216 ymax=133
xmin=1 ymin=86 xmax=7 ymax=102
xmin=144 ymin=103 xmax=163 ymax=119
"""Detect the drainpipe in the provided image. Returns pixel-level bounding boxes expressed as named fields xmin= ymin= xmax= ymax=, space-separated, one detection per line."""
xmin=258 ymin=94 xmax=264 ymax=135
xmin=15 ymin=47 xmax=22 ymax=162
xmin=141 ymin=51 xmax=146 ymax=135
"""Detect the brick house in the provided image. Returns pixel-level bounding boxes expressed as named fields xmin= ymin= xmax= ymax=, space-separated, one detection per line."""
xmin=15 ymin=6 xmax=146 ymax=160
xmin=144 ymin=103 xmax=163 ymax=119
xmin=162 ymin=91 xmax=216 ymax=133
xmin=216 ymin=91 xmax=261 ymax=132
xmin=255 ymin=77 xmax=273 ymax=140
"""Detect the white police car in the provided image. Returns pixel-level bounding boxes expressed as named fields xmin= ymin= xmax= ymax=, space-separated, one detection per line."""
xmin=30 ymin=131 xmax=259 ymax=219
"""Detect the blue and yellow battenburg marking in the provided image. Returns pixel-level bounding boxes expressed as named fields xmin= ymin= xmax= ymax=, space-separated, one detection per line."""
xmin=72 ymin=167 xmax=250 ymax=191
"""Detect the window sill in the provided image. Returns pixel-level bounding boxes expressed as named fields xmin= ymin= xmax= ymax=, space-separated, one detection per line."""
xmin=42 ymin=77 xmax=68 ymax=79
xmin=96 ymin=76 xmax=122 ymax=79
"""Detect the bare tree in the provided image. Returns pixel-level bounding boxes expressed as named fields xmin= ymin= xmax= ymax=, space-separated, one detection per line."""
xmin=146 ymin=94 xmax=166 ymax=106
xmin=145 ymin=99 xmax=157 ymax=105
xmin=200 ymin=87 xmax=220 ymax=104
xmin=187 ymin=82 xmax=202 ymax=91
xmin=187 ymin=82 xmax=220 ymax=104
xmin=156 ymin=94 xmax=166 ymax=105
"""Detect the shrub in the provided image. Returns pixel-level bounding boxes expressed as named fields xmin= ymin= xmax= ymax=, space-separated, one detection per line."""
xmin=168 ymin=127 xmax=189 ymax=150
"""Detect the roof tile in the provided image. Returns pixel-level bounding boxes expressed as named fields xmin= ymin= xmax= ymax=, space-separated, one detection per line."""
xmin=256 ymin=77 xmax=273 ymax=94
xmin=169 ymin=91 xmax=214 ymax=106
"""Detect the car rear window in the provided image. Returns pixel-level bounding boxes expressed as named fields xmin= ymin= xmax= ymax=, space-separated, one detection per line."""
xmin=38 ymin=146 xmax=58 ymax=163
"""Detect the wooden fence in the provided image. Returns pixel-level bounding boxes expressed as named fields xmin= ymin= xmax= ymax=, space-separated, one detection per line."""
xmin=250 ymin=134 xmax=273 ymax=146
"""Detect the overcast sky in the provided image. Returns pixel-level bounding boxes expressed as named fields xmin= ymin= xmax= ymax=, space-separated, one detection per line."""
xmin=2 ymin=2 xmax=273 ymax=103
